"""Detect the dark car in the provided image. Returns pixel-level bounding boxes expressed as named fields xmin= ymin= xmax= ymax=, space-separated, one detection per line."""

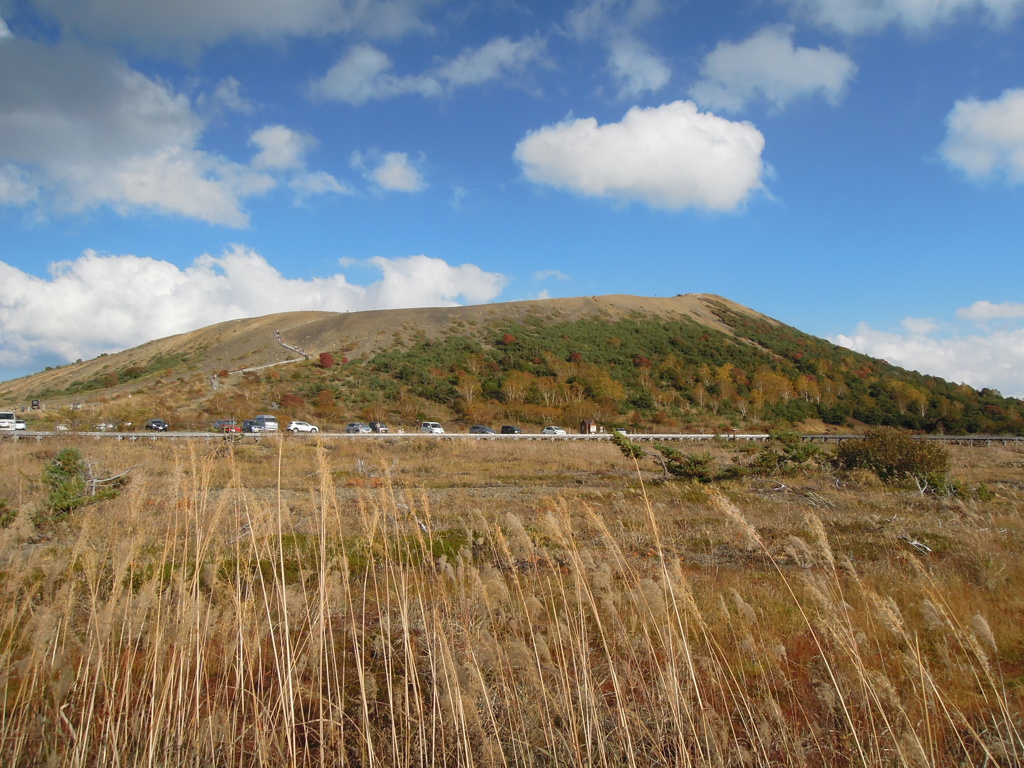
xmin=500 ymin=425 xmax=523 ymax=434
xmin=369 ymin=421 xmax=389 ymax=433
xmin=145 ymin=419 xmax=169 ymax=431
xmin=469 ymin=425 xmax=495 ymax=434
xmin=242 ymin=419 xmax=262 ymax=433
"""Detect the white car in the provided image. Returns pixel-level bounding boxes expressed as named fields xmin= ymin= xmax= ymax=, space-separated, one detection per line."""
xmin=420 ymin=421 xmax=444 ymax=434
xmin=542 ymin=425 xmax=567 ymax=435
xmin=288 ymin=420 xmax=320 ymax=433
xmin=15 ymin=419 xmax=27 ymax=430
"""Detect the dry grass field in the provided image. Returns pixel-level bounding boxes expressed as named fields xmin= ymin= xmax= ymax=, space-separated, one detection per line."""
xmin=1 ymin=435 xmax=1022 ymax=767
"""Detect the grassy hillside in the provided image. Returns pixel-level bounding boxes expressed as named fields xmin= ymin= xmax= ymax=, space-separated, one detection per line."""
xmin=3 ymin=294 xmax=1021 ymax=434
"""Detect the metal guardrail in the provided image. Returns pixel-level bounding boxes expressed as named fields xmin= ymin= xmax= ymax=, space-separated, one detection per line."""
xmin=5 ymin=430 xmax=1022 ymax=445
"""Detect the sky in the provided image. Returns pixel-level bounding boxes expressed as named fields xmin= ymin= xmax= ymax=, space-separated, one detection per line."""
xmin=1 ymin=0 xmax=1023 ymax=396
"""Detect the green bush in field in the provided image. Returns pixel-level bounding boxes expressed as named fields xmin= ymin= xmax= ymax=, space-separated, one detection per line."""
xmin=41 ymin=447 xmax=124 ymax=521
xmin=43 ymin=447 xmax=91 ymax=519
xmin=832 ymin=427 xmax=949 ymax=483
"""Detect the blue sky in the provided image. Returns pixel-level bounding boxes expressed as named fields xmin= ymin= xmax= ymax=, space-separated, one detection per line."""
xmin=2 ymin=0 xmax=1023 ymax=395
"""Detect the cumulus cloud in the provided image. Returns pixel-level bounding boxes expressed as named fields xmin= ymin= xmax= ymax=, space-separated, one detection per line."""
xmin=28 ymin=0 xmax=434 ymax=55
xmin=514 ymin=101 xmax=765 ymax=211
xmin=833 ymin=305 xmax=1024 ymax=397
xmin=957 ymin=300 xmax=1024 ymax=321
xmin=0 ymin=39 xmax=278 ymax=225
xmin=0 ymin=16 xmax=12 ymax=38
xmin=353 ymin=150 xmax=426 ymax=192
xmin=791 ymin=0 xmax=1024 ymax=34
xmin=250 ymin=125 xmax=315 ymax=171
xmin=690 ymin=27 xmax=856 ymax=113
xmin=0 ymin=246 xmax=508 ymax=376
xmin=309 ymin=36 xmax=546 ymax=104
xmin=0 ymin=39 xmax=355 ymax=223
xmin=939 ymin=88 xmax=1024 ymax=184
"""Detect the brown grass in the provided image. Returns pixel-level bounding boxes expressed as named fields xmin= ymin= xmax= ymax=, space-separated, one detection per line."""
xmin=1 ymin=436 xmax=1022 ymax=767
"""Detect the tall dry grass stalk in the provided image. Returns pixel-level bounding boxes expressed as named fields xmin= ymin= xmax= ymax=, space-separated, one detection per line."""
xmin=0 ymin=437 xmax=1021 ymax=766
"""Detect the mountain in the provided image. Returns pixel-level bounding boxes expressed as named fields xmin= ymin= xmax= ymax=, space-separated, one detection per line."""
xmin=2 ymin=294 xmax=1021 ymax=434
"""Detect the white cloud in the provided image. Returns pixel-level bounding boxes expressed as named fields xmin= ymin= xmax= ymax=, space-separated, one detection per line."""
xmin=211 ymin=76 xmax=255 ymax=114
xmin=0 ymin=16 xmax=13 ymax=38
xmin=565 ymin=1 xmax=671 ymax=98
xmin=289 ymin=171 xmax=354 ymax=198
xmin=901 ymin=316 xmax=939 ymax=334
xmin=833 ymin=305 xmax=1024 ymax=397
xmin=0 ymin=39 xmax=276 ymax=226
xmin=365 ymin=254 xmax=507 ymax=305
xmin=690 ymin=27 xmax=856 ymax=113
xmin=0 ymin=40 xmax=357 ymax=223
xmin=608 ymin=38 xmax=671 ymax=98
xmin=535 ymin=269 xmax=571 ymax=281
xmin=435 ymin=35 xmax=547 ymax=88
xmin=514 ymin=101 xmax=765 ymax=211
xmin=566 ymin=0 xmax=665 ymax=40
xmin=0 ymin=164 xmax=38 ymax=206
xmin=250 ymin=125 xmax=314 ymax=171
xmin=792 ymin=0 xmax=1024 ymax=34
xmin=353 ymin=150 xmax=426 ymax=192
xmin=309 ymin=36 xmax=546 ymax=104
xmin=0 ymin=246 xmax=508 ymax=375
xmin=939 ymin=88 xmax=1024 ymax=184
xmin=957 ymin=300 xmax=1024 ymax=321
xmin=309 ymin=44 xmax=441 ymax=104
xmin=28 ymin=0 xmax=434 ymax=55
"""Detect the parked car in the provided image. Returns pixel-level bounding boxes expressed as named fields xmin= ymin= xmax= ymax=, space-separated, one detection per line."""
xmin=252 ymin=414 xmax=279 ymax=432
xmin=346 ymin=422 xmax=372 ymax=433
xmin=542 ymin=425 xmax=567 ymax=435
xmin=420 ymin=421 xmax=444 ymax=434
xmin=145 ymin=419 xmax=169 ymax=431
xmin=242 ymin=419 xmax=262 ymax=433
xmin=369 ymin=421 xmax=389 ymax=433
xmin=469 ymin=425 xmax=495 ymax=434
xmin=288 ymin=420 xmax=319 ymax=433
xmin=214 ymin=419 xmax=241 ymax=433
xmin=500 ymin=425 xmax=523 ymax=434
xmin=15 ymin=419 xmax=27 ymax=430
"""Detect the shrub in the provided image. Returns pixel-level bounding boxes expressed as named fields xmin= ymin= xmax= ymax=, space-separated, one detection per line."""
xmin=319 ymin=352 xmax=335 ymax=369
xmin=43 ymin=447 xmax=91 ymax=519
xmin=832 ymin=427 xmax=949 ymax=483
xmin=41 ymin=447 xmax=126 ymax=522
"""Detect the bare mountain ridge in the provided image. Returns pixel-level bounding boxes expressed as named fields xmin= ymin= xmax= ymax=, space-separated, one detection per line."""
xmin=2 ymin=294 xmax=771 ymax=403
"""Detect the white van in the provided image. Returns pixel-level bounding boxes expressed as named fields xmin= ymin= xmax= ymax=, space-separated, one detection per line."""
xmin=0 ymin=411 xmax=16 ymax=431
xmin=254 ymin=414 xmax=279 ymax=432
xmin=420 ymin=421 xmax=444 ymax=434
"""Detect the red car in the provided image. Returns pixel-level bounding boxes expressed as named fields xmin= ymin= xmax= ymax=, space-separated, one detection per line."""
xmin=214 ymin=419 xmax=241 ymax=434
